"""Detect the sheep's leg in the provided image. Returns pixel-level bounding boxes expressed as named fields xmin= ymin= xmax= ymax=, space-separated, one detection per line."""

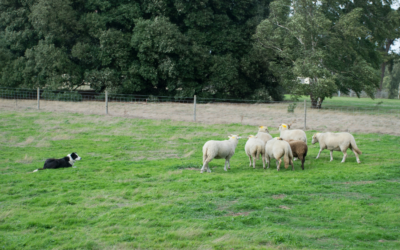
xmin=316 ymin=148 xmax=323 ymax=159
xmin=201 ymin=159 xmax=211 ymax=173
xmin=276 ymin=158 xmax=281 ymax=171
xmin=341 ymin=150 xmax=347 ymax=163
xmin=288 ymin=157 xmax=294 ymax=171
xmin=252 ymin=153 xmax=256 ymax=169
xmin=265 ymin=155 xmax=270 ymax=169
xmin=224 ymin=159 xmax=231 ymax=171
xmin=262 ymin=154 xmax=266 ymax=169
xmin=299 ymin=155 xmax=305 ymax=170
xmin=248 ymin=155 xmax=252 ymax=167
xmin=227 ymin=157 xmax=231 ymax=170
xmin=330 ymin=151 xmax=333 ymax=162
xmin=352 ymin=148 xmax=361 ymax=164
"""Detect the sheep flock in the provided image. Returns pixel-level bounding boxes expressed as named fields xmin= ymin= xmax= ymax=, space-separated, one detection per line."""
xmin=201 ymin=123 xmax=362 ymax=173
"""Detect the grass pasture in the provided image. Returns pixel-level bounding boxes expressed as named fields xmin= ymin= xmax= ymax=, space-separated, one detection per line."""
xmin=1 ymin=110 xmax=400 ymax=249
xmin=290 ymin=95 xmax=400 ymax=111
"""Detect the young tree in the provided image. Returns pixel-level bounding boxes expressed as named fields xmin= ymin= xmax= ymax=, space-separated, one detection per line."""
xmin=255 ymin=0 xmax=384 ymax=108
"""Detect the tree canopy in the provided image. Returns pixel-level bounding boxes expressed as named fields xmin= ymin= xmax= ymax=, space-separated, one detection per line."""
xmin=1 ymin=0 xmax=399 ymax=103
xmin=0 ymin=0 xmax=286 ymax=100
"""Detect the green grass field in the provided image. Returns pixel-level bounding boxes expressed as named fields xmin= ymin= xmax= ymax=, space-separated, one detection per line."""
xmin=1 ymin=110 xmax=400 ymax=249
xmin=287 ymin=95 xmax=400 ymax=111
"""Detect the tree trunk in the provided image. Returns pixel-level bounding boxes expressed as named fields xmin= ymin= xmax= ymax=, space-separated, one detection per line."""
xmin=379 ymin=62 xmax=386 ymax=91
xmin=310 ymin=93 xmax=324 ymax=109
xmin=310 ymin=93 xmax=318 ymax=109
xmin=379 ymin=39 xmax=394 ymax=90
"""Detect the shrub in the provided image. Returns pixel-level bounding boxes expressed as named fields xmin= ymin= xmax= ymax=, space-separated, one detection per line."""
xmin=287 ymin=102 xmax=297 ymax=113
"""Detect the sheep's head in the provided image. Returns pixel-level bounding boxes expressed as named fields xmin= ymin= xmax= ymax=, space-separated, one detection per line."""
xmin=247 ymin=135 xmax=255 ymax=139
xmin=258 ymin=126 xmax=269 ymax=133
xmin=279 ymin=124 xmax=289 ymax=131
xmin=311 ymin=133 xmax=319 ymax=144
xmin=229 ymin=134 xmax=241 ymax=140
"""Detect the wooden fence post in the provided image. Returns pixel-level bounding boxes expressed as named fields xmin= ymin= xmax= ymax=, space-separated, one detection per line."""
xmin=37 ymin=87 xmax=40 ymax=110
xmin=193 ymin=95 xmax=197 ymax=122
xmin=105 ymin=91 xmax=108 ymax=115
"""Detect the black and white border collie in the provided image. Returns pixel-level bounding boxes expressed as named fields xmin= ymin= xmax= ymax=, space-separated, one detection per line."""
xmin=33 ymin=153 xmax=82 ymax=172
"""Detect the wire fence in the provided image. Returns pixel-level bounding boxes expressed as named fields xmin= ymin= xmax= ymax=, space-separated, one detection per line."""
xmin=1 ymin=87 xmax=400 ymax=119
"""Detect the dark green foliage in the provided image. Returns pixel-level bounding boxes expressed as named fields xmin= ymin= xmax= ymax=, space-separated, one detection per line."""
xmin=40 ymin=90 xmax=82 ymax=101
xmin=0 ymin=0 xmax=282 ymax=100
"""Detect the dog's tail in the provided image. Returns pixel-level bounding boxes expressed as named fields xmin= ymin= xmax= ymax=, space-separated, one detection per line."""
xmin=33 ymin=168 xmax=45 ymax=172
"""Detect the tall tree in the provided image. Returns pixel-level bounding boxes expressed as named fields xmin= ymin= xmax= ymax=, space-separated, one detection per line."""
xmin=254 ymin=0 xmax=390 ymax=108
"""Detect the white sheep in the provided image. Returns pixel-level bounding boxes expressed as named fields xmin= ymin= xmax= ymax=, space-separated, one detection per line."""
xmin=279 ymin=123 xmax=307 ymax=143
xmin=255 ymin=126 xmax=273 ymax=144
xmin=201 ymin=134 xmax=241 ymax=173
xmin=265 ymin=137 xmax=294 ymax=171
xmin=245 ymin=135 xmax=266 ymax=169
xmin=312 ymin=132 xmax=362 ymax=163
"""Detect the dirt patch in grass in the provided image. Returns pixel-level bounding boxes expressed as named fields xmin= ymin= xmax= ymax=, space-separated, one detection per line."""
xmin=272 ymin=194 xmax=286 ymax=199
xmin=225 ymin=212 xmax=250 ymax=217
xmin=3 ymin=99 xmax=400 ymax=135
xmin=386 ymin=179 xmax=400 ymax=183
xmin=279 ymin=205 xmax=291 ymax=210
xmin=338 ymin=181 xmax=376 ymax=185
xmin=213 ymin=234 xmax=232 ymax=243
xmin=183 ymin=150 xmax=195 ymax=158
xmin=184 ymin=168 xmax=199 ymax=171
xmin=51 ymin=135 xmax=74 ymax=141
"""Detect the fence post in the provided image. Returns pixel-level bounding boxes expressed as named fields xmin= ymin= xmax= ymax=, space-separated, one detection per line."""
xmin=193 ymin=95 xmax=197 ymax=122
xmin=304 ymin=99 xmax=306 ymax=130
xmin=105 ymin=91 xmax=108 ymax=115
xmin=37 ymin=87 xmax=40 ymax=110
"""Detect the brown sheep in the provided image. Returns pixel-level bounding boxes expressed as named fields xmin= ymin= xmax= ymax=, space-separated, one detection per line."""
xmin=283 ymin=139 xmax=308 ymax=170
